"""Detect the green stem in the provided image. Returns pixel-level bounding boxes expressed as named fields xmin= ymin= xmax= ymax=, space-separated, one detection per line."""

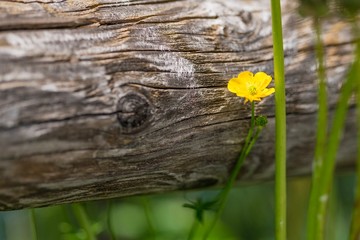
xmin=202 ymin=102 xmax=256 ymax=240
xmin=72 ymin=203 xmax=96 ymax=240
xmin=141 ymin=197 xmax=156 ymax=240
xmin=106 ymin=200 xmax=116 ymax=240
xmin=307 ymin=18 xmax=328 ymax=240
xmin=317 ymin=57 xmax=357 ymax=240
xmin=349 ymin=28 xmax=360 ymax=240
xmin=245 ymin=127 xmax=262 ymax=156
xmin=316 ymin=33 xmax=359 ymax=240
xmin=270 ymin=0 xmax=287 ymax=239
xmin=30 ymin=209 xmax=38 ymax=240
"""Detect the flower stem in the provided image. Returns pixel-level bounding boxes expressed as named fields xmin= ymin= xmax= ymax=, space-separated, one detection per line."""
xmin=307 ymin=18 xmax=328 ymax=240
xmin=29 ymin=209 xmax=38 ymax=240
xmin=72 ymin=203 xmax=96 ymax=240
xmin=202 ymin=102 xmax=256 ymax=240
xmin=245 ymin=126 xmax=262 ymax=156
xmin=270 ymin=0 xmax=287 ymax=239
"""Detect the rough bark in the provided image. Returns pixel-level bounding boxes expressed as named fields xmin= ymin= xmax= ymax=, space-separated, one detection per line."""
xmin=0 ymin=0 xmax=357 ymax=210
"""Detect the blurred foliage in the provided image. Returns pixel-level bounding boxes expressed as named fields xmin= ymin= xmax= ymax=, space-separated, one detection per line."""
xmin=298 ymin=0 xmax=329 ymax=17
xmin=0 ymin=173 xmax=356 ymax=240
xmin=336 ymin=0 xmax=360 ymax=16
xmin=298 ymin=0 xmax=360 ymax=18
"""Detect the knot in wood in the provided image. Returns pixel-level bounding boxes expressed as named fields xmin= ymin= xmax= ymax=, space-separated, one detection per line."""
xmin=116 ymin=93 xmax=152 ymax=134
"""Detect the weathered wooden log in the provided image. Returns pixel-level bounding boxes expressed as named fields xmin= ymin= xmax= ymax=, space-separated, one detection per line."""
xmin=0 ymin=0 xmax=357 ymax=210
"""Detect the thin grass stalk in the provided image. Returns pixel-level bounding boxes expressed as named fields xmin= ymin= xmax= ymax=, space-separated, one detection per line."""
xmin=270 ymin=0 xmax=287 ymax=239
xmin=307 ymin=18 xmax=328 ymax=240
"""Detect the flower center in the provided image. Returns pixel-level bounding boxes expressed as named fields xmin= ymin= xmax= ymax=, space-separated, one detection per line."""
xmin=248 ymin=86 xmax=257 ymax=95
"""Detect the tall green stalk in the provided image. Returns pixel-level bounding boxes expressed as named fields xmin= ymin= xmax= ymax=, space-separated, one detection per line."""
xmin=312 ymin=30 xmax=359 ymax=239
xmin=307 ymin=18 xmax=328 ymax=240
xmin=349 ymin=31 xmax=360 ymax=240
xmin=317 ymin=52 xmax=357 ymax=239
xmin=72 ymin=203 xmax=96 ymax=240
xmin=270 ymin=0 xmax=287 ymax=239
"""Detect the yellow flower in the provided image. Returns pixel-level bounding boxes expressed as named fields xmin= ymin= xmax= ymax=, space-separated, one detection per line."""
xmin=227 ymin=71 xmax=275 ymax=103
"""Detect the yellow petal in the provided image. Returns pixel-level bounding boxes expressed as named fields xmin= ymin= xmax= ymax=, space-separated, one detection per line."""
xmin=238 ymin=71 xmax=253 ymax=79
xmin=265 ymin=87 xmax=275 ymax=95
xmin=245 ymin=95 xmax=254 ymax=102
xmin=251 ymin=95 xmax=261 ymax=101
xmin=254 ymin=72 xmax=272 ymax=90
xmin=227 ymin=78 xmax=241 ymax=93
xmin=228 ymin=75 xmax=248 ymax=93
xmin=259 ymin=88 xmax=275 ymax=97
xmin=235 ymin=90 xmax=249 ymax=97
xmin=240 ymin=72 xmax=255 ymax=86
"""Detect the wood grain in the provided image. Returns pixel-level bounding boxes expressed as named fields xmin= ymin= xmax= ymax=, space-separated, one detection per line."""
xmin=0 ymin=0 xmax=357 ymax=210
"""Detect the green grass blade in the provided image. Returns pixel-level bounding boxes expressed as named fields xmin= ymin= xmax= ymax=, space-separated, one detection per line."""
xmin=315 ymin=37 xmax=359 ymax=240
xmin=307 ymin=18 xmax=328 ymax=240
xmin=349 ymin=31 xmax=360 ymax=240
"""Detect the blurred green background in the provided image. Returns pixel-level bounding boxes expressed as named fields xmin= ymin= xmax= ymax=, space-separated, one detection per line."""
xmin=0 ymin=173 xmax=355 ymax=240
